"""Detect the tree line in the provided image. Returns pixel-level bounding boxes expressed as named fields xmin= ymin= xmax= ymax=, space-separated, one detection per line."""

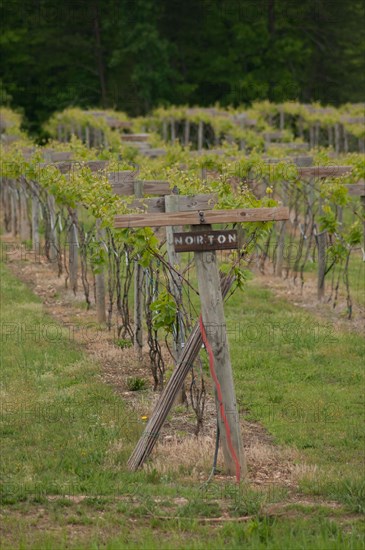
xmin=1 ymin=0 xmax=364 ymax=133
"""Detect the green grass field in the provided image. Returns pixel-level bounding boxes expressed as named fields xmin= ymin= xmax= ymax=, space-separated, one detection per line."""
xmin=1 ymin=259 xmax=364 ymax=549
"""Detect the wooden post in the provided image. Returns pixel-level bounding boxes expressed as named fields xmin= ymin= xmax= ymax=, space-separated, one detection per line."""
xmin=309 ymin=125 xmax=314 ymax=149
xmin=19 ymin=187 xmax=31 ymax=241
xmin=274 ymin=180 xmax=287 ymax=277
xmin=192 ymin=225 xmax=246 ymax=476
xmin=170 ymin=118 xmax=176 ymax=144
xmin=1 ymin=180 xmax=11 ymax=233
xmin=184 ymin=119 xmax=190 ymax=146
xmin=85 ymin=126 xmax=90 ymax=148
xmin=334 ymin=123 xmax=340 ymax=154
xmin=165 ymin=195 xmax=184 ymax=357
xmin=31 ymin=192 xmax=40 ymax=253
xmin=279 ymin=109 xmax=285 ymax=130
xmin=68 ymin=208 xmax=78 ymax=294
xmin=127 ymin=276 xmax=234 ymax=471
xmin=119 ymin=203 xmax=289 ymax=473
xmin=165 ymin=194 xmax=185 ymax=403
xmin=316 ymin=194 xmax=326 ymax=301
xmin=315 ymin=123 xmax=320 ymax=147
xmin=95 ymin=219 xmax=106 ymax=323
xmin=198 ymin=121 xmax=204 ymax=151
xmin=162 ymin=119 xmax=168 ymax=142
xmin=344 ymin=130 xmax=349 ymax=153
xmin=134 ymin=180 xmax=144 ymax=357
xmin=361 ymin=195 xmax=365 ymax=259
xmin=47 ymin=194 xmax=58 ymax=263
xmin=10 ymin=184 xmax=18 ymax=237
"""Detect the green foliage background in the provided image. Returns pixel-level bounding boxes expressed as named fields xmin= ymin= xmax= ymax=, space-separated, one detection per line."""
xmin=1 ymin=0 xmax=364 ymax=133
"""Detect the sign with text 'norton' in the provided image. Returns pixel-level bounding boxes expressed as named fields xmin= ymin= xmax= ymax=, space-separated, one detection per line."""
xmin=173 ymin=229 xmax=238 ymax=252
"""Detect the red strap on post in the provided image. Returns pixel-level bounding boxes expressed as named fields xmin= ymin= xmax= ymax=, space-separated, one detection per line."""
xmin=199 ymin=314 xmax=241 ymax=483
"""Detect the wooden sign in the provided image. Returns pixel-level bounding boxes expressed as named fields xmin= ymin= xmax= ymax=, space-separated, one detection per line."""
xmin=174 ymin=229 xmax=238 ymax=252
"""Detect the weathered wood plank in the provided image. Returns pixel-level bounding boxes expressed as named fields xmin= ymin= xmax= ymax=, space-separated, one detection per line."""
xmin=268 ymin=142 xmax=309 ymax=150
xmin=263 ymin=131 xmax=286 ymax=141
xmin=108 ymin=171 xmax=136 ymax=181
xmin=129 ymin=197 xmax=166 ymax=213
xmin=340 ymin=116 xmax=365 ymax=125
xmin=105 ymin=117 xmax=132 ymax=129
xmin=121 ymin=133 xmax=149 ymax=142
xmin=142 ymin=148 xmax=166 ymax=158
xmin=108 ymin=171 xmax=136 ymax=184
xmin=298 ymin=166 xmax=352 ymax=178
xmin=43 ymin=150 xmax=73 ymax=162
xmin=346 ymin=181 xmax=365 ymax=197
xmin=142 ymin=181 xmax=170 ymax=195
xmin=114 ymin=206 xmax=289 ymax=228
xmin=109 ymin=171 xmax=136 ymax=195
xmin=129 ymin=193 xmax=217 ymax=213
xmin=39 ymin=160 xmax=108 ymax=174
xmin=82 ymin=160 xmax=109 ymax=172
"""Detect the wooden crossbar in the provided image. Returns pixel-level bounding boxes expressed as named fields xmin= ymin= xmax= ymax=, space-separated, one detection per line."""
xmin=121 ymin=134 xmax=149 ymax=142
xmin=39 ymin=160 xmax=108 ymax=174
xmin=115 ymin=206 xmax=289 ymax=228
xmin=346 ymin=181 xmax=365 ymax=197
xmin=129 ymin=193 xmax=217 ymax=213
xmin=297 ymin=166 xmax=352 ymax=178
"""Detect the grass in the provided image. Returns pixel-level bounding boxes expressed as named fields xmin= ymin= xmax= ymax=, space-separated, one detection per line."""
xmin=0 ymin=259 xmax=364 ymax=548
xmin=225 ymin=278 xmax=365 ymax=510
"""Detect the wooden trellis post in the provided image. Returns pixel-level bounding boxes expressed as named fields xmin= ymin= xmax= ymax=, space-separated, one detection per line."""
xmin=191 ymin=224 xmax=244 ymax=474
xmin=198 ymin=121 xmax=204 ymax=151
xmin=31 ymin=186 xmax=40 ymax=252
xmin=170 ymin=118 xmax=176 ymax=143
xmin=162 ymin=119 xmax=168 ymax=142
xmin=68 ymin=208 xmax=78 ymax=294
xmin=292 ymin=166 xmax=353 ymax=299
xmin=133 ymin=180 xmax=144 ymax=358
xmin=40 ymin=158 xmax=109 ymax=305
xmin=10 ymin=181 xmax=18 ymax=237
xmin=346 ymin=180 xmax=365 ymax=258
xmin=19 ymin=178 xmax=31 ymax=241
xmin=114 ymin=203 xmax=289 ymax=475
xmin=95 ymin=219 xmax=107 ymax=324
xmin=316 ymin=193 xmax=327 ymax=301
xmin=164 ymin=193 xmax=184 ymax=360
xmin=184 ymin=119 xmax=190 ymax=146
xmin=274 ymin=179 xmax=288 ymax=277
